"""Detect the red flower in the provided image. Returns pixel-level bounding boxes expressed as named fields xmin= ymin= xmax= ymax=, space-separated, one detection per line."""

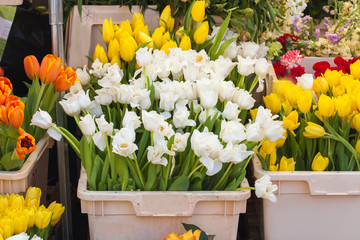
xmin=277 ymin=33 xmax=299 ymax=45
xmin=314 ymin=71 xmax=323 ymax=78
xmin=0 ymin=67 xmax=3 ymax=77
xmin=349 ymin=57 xmax=360 ymax=64
xmin=288 ymin=66 xmax=305 ymax=83
xmin=329 ymin=66 xmax=345 ymax=73
xmin=334 ymin=57 xmax=350 ymax=73
xmin=313 ymin=61 xmax=330 ymax=74
xmin=273 ymin=61 xmax=287 ymax=78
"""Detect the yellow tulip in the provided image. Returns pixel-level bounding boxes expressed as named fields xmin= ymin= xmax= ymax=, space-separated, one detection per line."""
xmin=351 ymin=113 xmax=360 ymax=132
xmin=269 ymin=164 xmax=279 ymax=171
xmin=23 ymin=207 xmax=36 ymax=228
xmin=152 ymin=27 xmax=165 ymax=49
xmin=335 ymin=94 xmax=351 ymax=118
xmin=355 ymin=139 xmax=360 ymax=153
xmin=250 ymin=108 xmax=258 ymax=120
xmin=303 ymin=122 xmax=325 ymax=138
xmin=113 ymin=24 xmax=119 ymax=31
xmin=119 ymin=19 xmax=133 ymax=35
xmin=283 ymin=110 xmax=300 ymax=132
xmin=261 ymin=140 xmax=276 ymax=155
xmin=297 ymin=89 xmax=312 ymax=114
xmin=0 ymin=233 xmax=3 ymax=240
xmin=107 ymin=39 xmax=120 ymax=61
xmin=9 ymin=194 xmax=24 ymax=209
xmin=350 ymin=60 xmax=360 ymax=80
xmin=120 ymin=37 xmax=136 ymax=62
xmin=168 ymin=17 xmax=175 ymax=32
xmin=191 ymin=0 xmax=206 ymax=22
xmin=273 ymin=80 xmax=294 ymax=98
xmin=110 ymin=56 xmax=121 ymax=68
xmin=0 ymin=217 xmax=14 ymax=239
xmin=281 ymin=100 xmax=292 ymax=116
xmin=312 ymin=77 xmax=329 ymax=96
xmin=312 ymin=152 xmax=329 ymax=171
xmin=163 ymin=31 xmax=171 ymax=41
xmin=176 ymin=26 xmax=184 ymax=38
xmin=275 ymin=130 xmax=287 ymax=148
xmin=159 ymin=5 xmax=172 ymax=30
xmin=131 ymin=12 xmax=145 ymax=30
xmin=0 ymin=196 xmax=8 ymax=213
xmin=160 ymin=40 xmax=178 ymax=55
xmin=25 ymin=187 xmax=41 ymax=208
xmin=94 ymin=44 xmax=109 ymax=65
xmin=13 ymin=214 xmax=28 ymax=234
xmin=179 ymin=230 xmax=200 ymax=240
xmin=35 ymin=206 xmax=52 ymax=229
xmin=179 ymin=34 xmax=191 ymax=51
xmin=324 ymin=69 xmax=343 ymax=87
xmin=332 ymin=85 xmax=345 ymax=97
xmin=285 ymin=85 xmax=302 ymax=106
xmin=48 ymin=201 xmax=65 ymax=226
xmin=349 ymin=95 xmax=358 ymax=113
xmin=102 ymin=18 xmax=114 ymax=44
xmin=279 ymin=156 xmax=295 ymax=171
xmin=318 ymin=94 xmax=335 ymax=118
xmin=138 ymin=31 xmax=154 ymax=49
xmin=194 ymin=21 xmax=209 ymax=45
xmin=263 ymin=93 xmax=281 ymax=114
xmin=164 ymin=233 xmax=180 ymax=240
xmin=134 ymin=24 xmax=150 ymax=44
xmin=270 ymin=151 xmax=277 ymax=165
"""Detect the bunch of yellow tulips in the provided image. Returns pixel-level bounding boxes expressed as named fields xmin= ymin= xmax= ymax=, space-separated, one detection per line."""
xmin=0 ymin=187 xmax=64 ymax=239
xmin=94 ymin=0 xmax=210 ymax=66
xmin=162 ymin=229 xmax=202 ymax=240
xmin=260 ymin=60 xmax=360 ymax=172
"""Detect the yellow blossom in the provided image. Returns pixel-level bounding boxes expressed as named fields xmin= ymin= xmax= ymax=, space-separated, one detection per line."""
xmin=318 ymin=94 xmax=335 ymax=118
xmin=120 ymin=37 xmax=136 ymax=62
xmin=161 ymin=40 xmax=178 ymax=55
xmin=303 ymin=122 xmax=325 ymax=138
xmin=25 ymin=187 xmax=41 ymax=208
xmin=269 ymin=164 xmax=279 ymax=171
xmin=250 ymin=108 xmax=258 ymax=120
xmin=179 ymin=34 xmax=191 ymax=51
xmin=324 ymin=69 xmax=343 ymax=87
xmin=138 ymin=31 xmax=154 ymax=49
xmin=261 ymin=140 xmax=276 ymax=155
xmin=152 ymin=27 xmax=165 ymax=49
xmin=191 ymin=0 xmax=206 ymax=23
xmin=285 ymin=85 xmax=302 ymax=106
xmin=194 ymin=21 xmax=209 ymax=45
xmin=94 ymin=44 xmax=109 ymax=65
xmin=102 ymin=18 xmax=114 ymax=44
xmin=279 ymin=156 xmax=295 ymax=171
xmin=275 ymin=131 xmax=287 ymax=148
xmin=297 ymin=89 xmax=312 ymax=114
xmin=312 ymin=77 xmax=329 ymax=96
xmin=119 ymin=19 xmax=133 ymax=35
xmin=351 ymin=113 xmax=360 ymax=132
xmin=131 ymin=12 xmax=145 ymax=30
xmin=312 ymin=152 xmax=329 ymax=171
xmin=335 ymin=94 xmax=351 ymax=118
xmin=283 ymin=110 xmax=300 ymax=132
xmin=350 ymin=60 xmax=360 ymax=80
xmin=35 ymin=206 xmax=51 ymax=230
xmin=107 ymin=39 xmax=120 ymax=61
xmin=263 ymin=93 xmax=281 ymax=114
xmin=159 ymin=5 xmax=172 ymax=30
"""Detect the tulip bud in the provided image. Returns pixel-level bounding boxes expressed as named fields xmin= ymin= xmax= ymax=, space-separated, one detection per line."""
xmin=250 ymin=108 xmax=258 ymax=120
xmin=261 ymin=140 xmax=276 ymax=155
xmin=303 ymin=122 xmax=325 ymax=138
xmin=176 ymin=26 xmax=184 ymax=38
xmin=159 ymin=5 xmax=171 ymax=30
xmin=132 ymin=12 xmax=145 ymax=30
xmin=350 ymin=60 xmax=360 ymax=80
xmin=15 ymin=132 xmax=36 ymax=160
xmin=25 ymin=187 xmax=41 ymax=208
xmin=0 ymin=77 xmax=13 ymax=105
xmin=120 ymin=37 xmax=136 ymax=62
xmin=152 ymin=28 xmax=165 ymax=49
xmin=35 ymin=206 xmax=52 ymax=229
xmin=23 ymin=206 xmax=36 ymax=228
xmin=179 ymin=34 xmax=191 ymax=50
xmin=297 ymin=89 xmax=312 ymax=114
xmin=138 ymin=31 xmax=154 ymax=49
xmin=160 ymin=40 xmax=178 ymax=55
xmin=0 ymin=195 xmax=9 ymax=213
xmin=110 ymin=56 xmax=121 ymax=68
xmin=13 ymin=215 xmax=28 ymax=234
xmin=108 ymin=39 xmax=120 ymax=61
xmin=313 ymin=77 xmax=329 ymax=96
xmin=102 ymin=18 xmax=114 ymax=44
xmin=119 ymin=19 xmax=133 ymax=35
xmin=241 ymin=31 xmax=251 ymax=42
xmin=194 ymin=21 xmax=209 ymax=45
xmin=167 ymin=17 xmax=175 ymax=32
xmin=241 ymin=8 xmax=254 ymax=19
xmin=283 ymin=111 xmax=300 ymax=132
xmin=269 ymin=164 xmax=279 ymax=171
xmin=9 ymin=194 xmax=25 ymax=208
xmin=318 ymin=94 xmax=335 ymax=118
xmin=53 ymin=65 xmax=77 ymax=92
xmin=163 ymin=31 xmax=171 ymax=41
xmin=279 ymin=156 xmax=295 ymax=171
xmin=94 ymin=44 xmax=109 ymax=65
xmin=312 ymin=152 xmax=329 ymax=171
xmin=24 ymin=55 xmax=40 ymax=80
xmin=39 ymin=54 xmax=62 ymax=84
xmin=351 ymin=113 xmax=360 ymax=132
xmin=263 ymin=93 xmax=281 ymax=114
xmin=275 ymin=131 xmax=287 ymax=148
xmin=335 ymin=94 xmax=351 ymax=118
xmin=7 ymin=98 xmax=25 ymax=129
xmin=191 ymin=0 xmax=205 ymax=22
xmin=48 ymin=201 xmax=65 ymax=226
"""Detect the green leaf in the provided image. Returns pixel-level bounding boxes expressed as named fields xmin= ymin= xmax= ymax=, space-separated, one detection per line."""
xmin=182 ymin=223 xmax=208 ymax=240
xmin=1 ymin=151 xmax=23 ymax=171
xmin=197 ymin=35 xmax=215 ymax=51
xmin=213 ymin=36 xmax=238 ymax=59
xmin=145 ymin=163 xmax=158 ymax=191
xmin=167 ymin=175 xmax=189 ymax=191
xmin=208 ymin=12 xmax=232 ymax=60
xmin=80 ymin=136 xmax=94 ymax=189
xmin=224 ymin=170 xmax=246 ymax=191
xmin=90 ymin=155 xmax=102 ymax=190
xmin=184 ymin=0 xmax=196 ymax=31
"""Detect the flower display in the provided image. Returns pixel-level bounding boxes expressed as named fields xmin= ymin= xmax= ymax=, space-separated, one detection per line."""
xmin=260 ymin=59 xmax=360 ymax=172
xmin=0 ymin=187 xmax=64 ymax=240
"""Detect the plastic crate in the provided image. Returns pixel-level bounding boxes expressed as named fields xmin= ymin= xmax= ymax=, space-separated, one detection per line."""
xmin=252 ymin=155 xmax=360 ymax=240
xmin=65 ymin=5 xmax=159 ymax=68
xmin=0 ymin=136 xmax=52 ymax=202
xmin=77 ymin=169 xmax=251 ymax=240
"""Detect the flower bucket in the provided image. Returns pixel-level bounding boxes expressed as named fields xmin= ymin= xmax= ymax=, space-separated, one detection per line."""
xmin=0 ymin=136 xmax=52 ymax=202
xmin=77 ymin=169 xmax=251 ymax=240
xmin=252 ymin=155 xmax=360 ymax=240
xmin=65 ymin=5 xmax=159 ymax=68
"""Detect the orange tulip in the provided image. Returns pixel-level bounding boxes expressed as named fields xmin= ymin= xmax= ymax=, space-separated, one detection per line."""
xmin=6 ymin=97 xmax=25 ymax=128
xmin=0 ymin=77 xmax=12 ymax=105
xmin=39 ymin=54 xmax=62 ymax=84
xmin=0 ymin=66 xmax=4 ymax=77
xmin=24 ymin=55 xmax=40 ymax=80
xmin=15 ymin=132 xmax=36 ymax=160
xmin=53 ymin=65 xmax=77 ymax=92
xmin=0 ymin=105 xmax=8 ymax=125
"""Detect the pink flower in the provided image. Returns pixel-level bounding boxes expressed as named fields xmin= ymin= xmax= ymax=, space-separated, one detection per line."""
xmin=280 ymin=50 xmax=304 ymax=70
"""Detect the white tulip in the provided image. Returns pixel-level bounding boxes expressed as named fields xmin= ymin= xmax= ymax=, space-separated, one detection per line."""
xmin=160 ymin=92 xmax=179 ymax=112
xmin=90 ymin=59 xmax=109 ymax=78
xmin=79 ymin=114 xmax=96 ymax=138
xmin=191 ymin=129 xmax=223 ymax=159
xmin=245 ymin=122 xmax=263 ymax=142
xmin=95 ymin=88 xmax=113 ymax=105
xmin=220 ymin=120 xmax=246 ymax=144
xmin=255 ymin=106 xmax=277 ymax=128
xmin=30 ymin=109 xmax=53 ymax=129
xmin=88 ymin=100 xmax=103 ymax=117
xmin=264 ymin=121 xmax=286 ymax=142
xmin=255 ymin=175 xmax=278 ymax=202
xmin=240 ymin=42 xmax=259 ymax=59
xmin=136 ymin=47 xmax=153 ymax=67
xmin=257 ymin=42 xmax=269 ymax=58
xmin=59 ymin=96 xmax=81 ymax=116
xmin=183 ymin=65 xmax=198 ymax=82
xmin=296 ymin=73 xmax=313 ymax=90
xmin=219 ymin=142 xmax=253 ymax=164
xmin=233 ymin=89 xmax=256 ymax=110
xmin=115 ymin=85 xmax=133 ymax=104
xmin=142 ymin=110 xmax=165 ymax=132
xmin=98 ymin=65 xmax=123 ymax=89
xmin=147 ymin=144 xmax=175 ymax=166
xmin=47 ymin=127 xmax=62 ymax=141
xmin=196 ymin=79 xmax=219 ymax=109
xmin=93 ymin=131 xmax=106 ymax=151
xmin=173 ymin=106 xmax=196 ymax=129
xmin=174 ymin=132 xmax=190 ymax=152
xmin=112 ymin=130 xmax=138 ymax=158
xmin=6 ymin=232 xmax=30 ymax=240
xmin=76 ymin=65 xmax=90 ymax=86
xmin=223 ymin=41 xmax=240 ymax=60
xmin=218 ymin=80 xmax=236 ymax=102
xmin=129 ymin=88 xmax=151 ymax=110
xmin=122 ymin=110 xmax=141 ymax=130
xmin=95 ymin=115 xmax=113 ymax=135
xmin=254 ymin=58 xmax=271 ymax=78
xmin=199 ymin=108 xmax=218 ymax=124
xmin=237 ymin=56 xmax=256 ymax=76
xmin=222 ymin=101 xmax=240 ymax=121
xmin=199 ymin=156 xmax=223 ymax=176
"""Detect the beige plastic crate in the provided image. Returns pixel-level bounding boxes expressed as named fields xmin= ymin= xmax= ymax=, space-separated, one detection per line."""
xmin=252 ymin=155 xmax=360 ymax=240
xmin=0 ymin=0 xmax=22 ymax=5
xmin=77 ymin=169 xmax=250 ymax=240
xmin=0 ymin=136 xmax=52 ymax=202
xmin=65 ymin=5 xmax=159 ymax=68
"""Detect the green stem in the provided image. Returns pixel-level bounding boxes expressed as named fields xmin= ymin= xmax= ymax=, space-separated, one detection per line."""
xmin=236 ymin=186 xmax=256 ymax=191
xmin=188 ymin=164 xmax=203 ymax=179
xmin=34 ymin=84 xmax=46 ymax=111
xmin=213 ymin=162 xmax=234 ymax=190
xmin=133 ymin=153 xmax=145 ymax=189
xmin=48 ymin=91 xmax=60 ymax=113
xmin=105 ymin=134 xmax=115 ymax=179
xmin=249 ymin=76 xmax=259 ymax=94
xmin=237 ymin=75 xmax=245 ymax=88
xmin=50 ymin=124 xmax=80 ymax=156
xmin=107 ymin=105 xmax=112 ymax=123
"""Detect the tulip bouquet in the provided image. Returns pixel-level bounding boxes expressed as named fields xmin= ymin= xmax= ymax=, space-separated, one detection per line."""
xmin=0 ymin=187 xmax=65 ymax=240
xmin=260 ymin=59 xmax=360 ymax=172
